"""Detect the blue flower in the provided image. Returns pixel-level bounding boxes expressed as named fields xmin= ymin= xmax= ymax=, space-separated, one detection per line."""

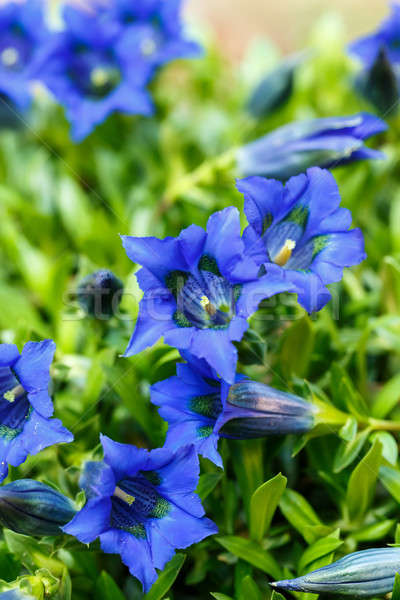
xmin=0 ymin=478 xmax=76 ymax=536
xmin=271 ymin=547 xmax=400 ymax=596
xmin=39 ymin=5 xmax=154 ymax=141
xmin=122 ymin=207 xmax=296 ymax=384
xmin=98 ymin=0 xmax=202 ymax=76
xmin=236 ymin=113 xmax=387 ymax=181
xmin=63 ymin=436 xmax=217 ymax=593
xmin=349 ymin=4 xmax=400 ymax=69
xmin=77 ymin=269 xmax=124 ymax=319
xmin=237 ymin=167 xmax=366 ymax=312
xmin=151 ymin=353 xmax=316 ymax=468
xmin=0 ymin=340 xmax=73 ymax=482
xmin=0 ymin=0 xmax=50 ymax=109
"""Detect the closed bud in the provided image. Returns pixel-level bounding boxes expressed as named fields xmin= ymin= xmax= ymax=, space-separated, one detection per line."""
xmin=77 ymin=269 xmax=123 ymax=319
xmin=247 ymin=53 xmax=306 ymax=119
xmin=0 ymin=479 xmax=76 ymax=536
xmin=219 ymin=380 xmax=316 ymax=439
xmin=271 ymin=547 xmax=400 ymax=597
xmin=356 ymin=47 xmax=399 ymax=116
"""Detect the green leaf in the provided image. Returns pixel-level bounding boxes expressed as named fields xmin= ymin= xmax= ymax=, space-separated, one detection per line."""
xmin=58 ymin=568 xmax=72 ymax=600
xmin=396 ymin=523 xmax=400 ymax=545
xmin=95 ymin=572 xmax=125 ymax=600
xmin=338 ymin=416 xmax=357 ymax=442
xmin=197 ymin=472 xmax=223 ymax=501
xmin=352 ymin=519 xmax=395 ymax=542
xmin=279 ymin=489 xmax=321 ymax=543
xmin=250 ymin=473 xmax=287 ymax=542
xmin=370 ymin=431 xmax=398 ymax=465
xmin=372 ymin=373 xmax=400 ymax=418
xmin=346 ymin=438 xmax=382 ymax=521
xmin=392 ymin=572 xmax=400 ymax=600
xmin=271 ymin=592 xmax=286 ymax=600
xmin=379 ymin=465 xmax=400 ymax=503
xmin=211 ymin=594 xmax=235 ymax=600
xmin=239 ymin=575 xmax=261 ymax=600
xmin=298 ymin=531 xmax=343 ymax=574
xmin=216 ymin=536 xmax=281 ymax=580
xmin=333 ymin=428 xmax=370 ymax=473
xmin=280 ymin=316 xmax=314 ymax=378
xmin=231 ymin=440 xmax=264 ymax=521
xmin=145 ymin=554 xmax=186 ymax=600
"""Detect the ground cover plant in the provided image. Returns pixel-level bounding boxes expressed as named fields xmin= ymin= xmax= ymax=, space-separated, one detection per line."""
xmin=1 ymin=1 xmax=400 ymax=599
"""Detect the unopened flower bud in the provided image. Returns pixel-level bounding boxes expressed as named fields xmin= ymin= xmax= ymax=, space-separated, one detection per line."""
xmin=0 ymin=479 xmax=76 ymax=536
xmin=77 ymin=269 xmax=123 ymax=319
xmin=271 ymin=547 xmax=400 ymax=597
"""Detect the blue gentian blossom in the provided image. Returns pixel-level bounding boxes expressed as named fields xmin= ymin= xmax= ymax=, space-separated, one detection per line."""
xmin=272 ymin=547 xmax=400 ymax=596
xmin=99 ymin=0 xmax=202 ymax=76
xmin=122 ymin=207 xmax=297 ymax=384
xmin=349 ymin=3 xmax=400 ymax=70
xmin=0 ymin=341 xmax=73 ymax=482
xmin=151 ymin=353 xmax=316 ymax=468
xmin=63 ymin=435 xmax=217 ymax=593
xmin=39 ymin=5 xmax=154 ymax=141
xmin=238 ymin=167 xmax=366 ymax=313
xmin=0 ymin=0 xmax=50 ymax=109
xmin=236 ymin=113 xmax=387 ymax=181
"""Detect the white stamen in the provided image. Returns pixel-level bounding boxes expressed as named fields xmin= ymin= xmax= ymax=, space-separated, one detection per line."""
xmin=4 ymin=384 xmax=24 ymax=403
xmin=273 ymin=239 xmax=296 ymax=267
xmin=141 ymin=38 xmax=156 ymax=56
xmin=113 ymin=486 xmax=135 ymax=505
xmin=1 ymin=47 xmax=19 ymax=67
xmin=200 ymin=294 xmax=217 ymax=317
xmin=90 ymin=67 xmax=109 ymax=88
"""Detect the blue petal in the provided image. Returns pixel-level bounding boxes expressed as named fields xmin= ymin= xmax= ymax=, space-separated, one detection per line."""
xmin=285 ymin=270 xmax=332 ymax=313
xmin=162 ymin=413 xmax=222 ymax=468
xmin=177 ymin=225 xmax=207 ymax=272
xmin=312 ymin=229 xmax=366 ymax=284
xmin=0 ymin=345 xmax=19 ymax=368
xmin=101 ymin=434 xmax=149 ymax=481
xmin=13 ymin=340 xmax=55 ymax=417
xmin=237 ymin=176 xmax=286 ymax=234
xmin=157 ymin=446 xmax=202 ymax=513
xmin=63 ymin=497 xmax=111 ymax=543
xmin=190 ymin=329 xmax=238 ymax=385
xmin=121 ymin=234 xmax=187 ymax=283
xmin=15 ymin=411 xmax=73 ymax=463
xmin=108 ymin=530 xmax=157 ymax=593
xmin=237 ymin=271 xmax=297 ymax=318
xmin=80 ymin=461 xmax=116 ymax=500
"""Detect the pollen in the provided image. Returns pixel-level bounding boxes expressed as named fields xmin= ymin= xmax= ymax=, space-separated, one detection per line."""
xmin=90 ymin=67 xmax=109 ymax=88
xmin=200 ymin=295 xmax=217 ymax=316
xmin=141 ymin=38 xmax=157 ymax=56
xmin=1 ymin=47 xmax=19 ymax=67
xmin=4 ymin=384 xmax=24 ymax=403
xmin=273 ymin=239 xmax=296 ymax=267
xmin=113 ymin=486 xmax=136 ymax=505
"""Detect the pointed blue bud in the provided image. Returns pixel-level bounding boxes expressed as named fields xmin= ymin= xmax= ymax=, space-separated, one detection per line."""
xmin=0 ymin=479 xmax=76 ymax=536
xmin=218 ymin=380 xmax=316 ymax=438
xmin=355 ymin=47 xmax=399 ymax=116
xmin=77 ymin=269 xmax=124 ymax=319
xmin=271 ymin=547 xmax=400 ymax=597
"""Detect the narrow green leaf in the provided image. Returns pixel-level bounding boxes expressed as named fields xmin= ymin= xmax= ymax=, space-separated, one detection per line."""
xmin=211 ymin=594 xmax=235 ymax=600
xmin=145 ymin=554 xmax=186 ymax=600
xmin=95 ymin=571 xmax=125 ymax=600
xmin=379 ymin=465 xmax=400 ymax=503
xmin=298 ymin=532 xmax=343 ymax=574
xmin=279 ymin=489 xmax=321 ymax=543
xmin=338 ymin=416 xmax=357 ymax=442
xmin=346 ymin=438 xmax=382 ymax=521
xmin=197 ymin=472 xmax=223 ymax=501
xmin=396 ymin=524 xmax=400 ymax=545
xmin=392 ymin=572 xmax=400 ymax=600
xmin=216 ymin=536 xmax=281 ymax=579
xmin=231 ymin=440 xmax=264 ymax=521
xmin=271 ymin=592 xmax=287 ymax=600
xmin=333 ymin=428 xmax=370 ymax=473
xmin=239 ymin=575 xmax=261 ymax=600
xmin=280 ymin=316 xmax=314 ymax=378
xmin=352 ymin=519 xmax=395 ymax=542
xmin=250 ymin=473 xmax=287 ymax=542
xmin=372 ymin=373 xmax=400 ymax=418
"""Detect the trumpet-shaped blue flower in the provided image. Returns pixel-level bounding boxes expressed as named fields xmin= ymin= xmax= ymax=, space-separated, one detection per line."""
xmin=122 ymin=207 xmax=297 ymax=384
xmin=0 ymin=479 xmax=76 ymax=536
xmin=0 ymin=340 xmax=73 ymax=482
xmin=237 ymin=113 xmax=387 ymax=181
xmin=0 ymin=0 xmax=50 ymax=109
xmin=349 ymin=4 xmax=400 ymax=70
xmin=272 ymin=547 xmax=400 ymax=597
xmin=63 ymin=436 xmax=217 ymax=593
xmin=39 ymin=5 xmax=154 ymax=141
xmin=151 ymin=353 xmax=316 ymax=468
xmin=238 ymin=167 xmax=366 ymax=313
xmin=98 ymin=0 xmax=201 ymax=76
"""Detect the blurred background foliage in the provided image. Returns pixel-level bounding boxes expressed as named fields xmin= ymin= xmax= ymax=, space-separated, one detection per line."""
xmin=1 ymin=3 xmax=400 ymax=600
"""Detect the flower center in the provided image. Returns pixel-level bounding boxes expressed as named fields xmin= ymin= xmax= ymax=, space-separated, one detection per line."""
xmin=200 ymin=295 xmax=217 ymax=316
xmin=3 ymin=384 xmax=24 ymax=403
xmin=273 ymin=238 xmax=296 ymax=267
xmin=0 ymin=368 xmax=31 ymax=441
xmin=1 ymin=47 xmax=19 ymax=68
xmin=113 ymin=486 xmax=135 ymax=505
xmin=141 ymin=37 xmax=157 ymax=56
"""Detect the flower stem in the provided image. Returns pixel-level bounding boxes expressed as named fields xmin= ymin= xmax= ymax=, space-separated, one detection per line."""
xmin=367 ymin=418 xmax=400 ymax=432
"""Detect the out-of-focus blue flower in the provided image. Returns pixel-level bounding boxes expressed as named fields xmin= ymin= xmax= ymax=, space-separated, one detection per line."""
xmin=237 ymin=113 xmax=387 ymax=181
xmin=151 ymin=353 xmax=316 ymax=468
xmin=63 ymin=435 xmax=217 ymax=593
xmin=122 ymin=207 xmax=297 ymax=384
xmin=349 ymin=3 xmax=400 ymax=70
xmin=271 ymin=547 xmax=400 ymax=596
xmin=0 ymin=478 xmax=76 ymax=536
xmin=0 ymin=590 xmax=35 ymax=600
xmin=238 ymin=167 xmax=366 ymax=312
xmin=0 ymin=340 xmax=73 ymax=482
xmin=77 ymin=269 xmax=124 ymax=319
xmin=99 ymin=0 xmax=202 ymax=76
xmin=39 ymin=5 xmax=154 ymax=141
xmin=0 ymin=0 xmax=50 ymax=109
